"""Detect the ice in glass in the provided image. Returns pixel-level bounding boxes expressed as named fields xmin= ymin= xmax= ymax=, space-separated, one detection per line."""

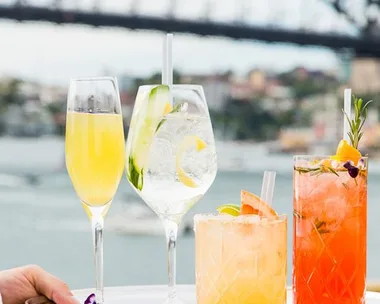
xmin=195 ymin=188 xmax=287 ymax=304
xmin=293 ymin=95 xmax=371 ymax=303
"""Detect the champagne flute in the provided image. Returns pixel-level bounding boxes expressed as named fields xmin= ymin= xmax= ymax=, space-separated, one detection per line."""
xmin=65 ymin=77 xmax=125 ymax=304
xmin=126 ymin=84 xmax=217 ymax=303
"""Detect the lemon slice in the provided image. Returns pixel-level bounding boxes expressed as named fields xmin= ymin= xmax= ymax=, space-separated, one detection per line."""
xmin=164 ymin=102 xmax=173 ymax=115
xmin=176 ymin=135 xmax=207 ymax=188
xmin=217 ymin=204 xmax=241 ymax=216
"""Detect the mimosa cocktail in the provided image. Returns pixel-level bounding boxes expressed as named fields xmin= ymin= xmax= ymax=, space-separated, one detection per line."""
xmin=66 ymin=112 xmax=125 ymax=206
xmin=65 ymin=77 xmax=124 ymax=304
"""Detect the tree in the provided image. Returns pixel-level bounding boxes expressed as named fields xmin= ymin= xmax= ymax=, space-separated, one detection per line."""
xmin=0 ymin=78 xmax=23 ymax=109
xmin=0 ymin=78 xmax=23 ymax=134
xmin=222 ymin=98 xmax=280 ymax=141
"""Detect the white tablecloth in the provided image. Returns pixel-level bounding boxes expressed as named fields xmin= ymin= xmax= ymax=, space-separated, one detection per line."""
xmin=73 ymin=285 xmax=380 ymax=303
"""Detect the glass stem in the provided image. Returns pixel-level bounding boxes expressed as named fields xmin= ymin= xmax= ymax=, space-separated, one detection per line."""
xmin=164 ymin=219 xmax=179 ymax=299
xmin=92 ymin=212 xmax=104 ymax=304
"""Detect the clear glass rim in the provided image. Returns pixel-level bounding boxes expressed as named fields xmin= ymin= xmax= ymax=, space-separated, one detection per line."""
xmin=69 ymin=76 xmax=117 ymax=83
xmin=294 ymin=155 xmax=368 ymax=160
xmin=138 ymin=84 xmax=203 ymax=91
xmin=194 ymin=213 xmax=287 ymax=223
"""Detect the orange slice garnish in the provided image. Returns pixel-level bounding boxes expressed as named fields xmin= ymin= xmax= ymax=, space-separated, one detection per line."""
xmin=330 ymin=139 xmax=361 ymax=165
xmin=240 ymin=190 xmax=277 ymax=218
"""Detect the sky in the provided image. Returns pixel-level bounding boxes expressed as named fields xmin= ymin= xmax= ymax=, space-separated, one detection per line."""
xmin=0 ymin=0 xmax=359 ymax=86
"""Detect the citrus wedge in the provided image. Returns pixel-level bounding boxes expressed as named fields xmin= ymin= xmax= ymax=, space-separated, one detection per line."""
xmin=240 ymin=189 xmax=277 ymax=217
xmin=330 ymin=139 xmax=361 ymax=165
xmin=176 ymin=135 xmax=207 ymax=188
xmin=217 ymin=204 xmax=241 ymax=216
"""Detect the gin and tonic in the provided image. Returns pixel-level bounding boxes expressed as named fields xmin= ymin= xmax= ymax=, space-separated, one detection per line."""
xmin=126 ymin=84 xmax=217 ymax=303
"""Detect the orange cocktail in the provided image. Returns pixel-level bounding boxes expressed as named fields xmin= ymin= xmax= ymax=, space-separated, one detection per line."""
xmin=195 ymin=189 xmax=287 ymax=304
xmin=293 ymin=155 xmax=367 ymax=304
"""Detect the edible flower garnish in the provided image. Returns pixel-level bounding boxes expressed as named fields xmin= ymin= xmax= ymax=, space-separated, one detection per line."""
xmin=84 ymin=294 xmax=96 ymax=304
xmin=343 ymin=161 xmax=359 ymax=178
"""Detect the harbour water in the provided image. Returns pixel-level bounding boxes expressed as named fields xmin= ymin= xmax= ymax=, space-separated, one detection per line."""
xmin=0 ymin=137 xmax=379 ymax=290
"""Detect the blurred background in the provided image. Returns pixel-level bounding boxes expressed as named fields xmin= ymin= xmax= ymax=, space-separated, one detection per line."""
xmin=1 ymin=0 xmax=380 ymax=290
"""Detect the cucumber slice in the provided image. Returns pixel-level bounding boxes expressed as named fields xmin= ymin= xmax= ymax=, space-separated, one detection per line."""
xmin=128 ymin=85 xmax=170 ymax=190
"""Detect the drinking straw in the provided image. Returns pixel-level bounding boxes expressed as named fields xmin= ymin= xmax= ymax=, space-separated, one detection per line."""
xmin=162 ymin=34 xmax=168 ymax=85
xmin=162 ymin=33 xmax=173 ymax=86
xmin=260 ymin=170 xmax=276 ymax=208
xmin=343 ymin=88 xmax=352 ymax=142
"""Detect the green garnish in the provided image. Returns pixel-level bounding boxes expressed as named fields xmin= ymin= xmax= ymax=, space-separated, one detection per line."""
xmin=318 ymin=228 xmax=330 ymax=234
xmin=343 ymin=96 xmax=372 ymax=149
xmin=315 ymin=219 xmax=325 ymax=230
xmin=293 ymin=211 xmax=305 ymax=219
xmin=217 ymin=204 xmax=241 ymax=216
xmin=294 ymin=213 xmax=330 ymax=234
xmin=128 ymin=156 xmax=143 ymax=191
xmin=315 ymin=219 xmax=330 ymax=234
xmin=294 ymin=165 xmax=340 ymax=177
xmin=156 ymin=103 xmax=182 ymax=132
xmin=327 ymin=166 xmax=339 ymax=177
xmin=294 ymin=167 xmax=319 ymax=174
xmin=127 ymin=85 xmax=170 ymax=191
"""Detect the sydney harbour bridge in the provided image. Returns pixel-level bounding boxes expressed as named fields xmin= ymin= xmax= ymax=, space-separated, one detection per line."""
xmin=0 ymin=0 xmax=380 ymax=57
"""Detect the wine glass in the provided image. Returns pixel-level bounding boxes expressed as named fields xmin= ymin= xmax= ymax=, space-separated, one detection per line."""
xmin=126 ymin=84 xmax=218 ymax=303
xmin=65 ymin=77 xmax=125 ymax=304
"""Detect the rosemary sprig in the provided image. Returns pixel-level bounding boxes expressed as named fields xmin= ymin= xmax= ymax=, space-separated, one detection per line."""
xmin=293 ymin=166 xmax=319 ymax=174
xmin=327 ymin=166 xmax=339 ymax=177
xmin=318 ymin=228 xmax=330 ymax=234
xmin=315 ymin=219 xmax=325 ymax=230
xmin=293 ymin=213 xmax=331 ymax=234
xmin=343 ymin=96 xmax=373 ymax=149
xmin=314 ymin=219 xmax=330 ymax=234
xmin=293 ymin=210 xmax=305 ymax=219
xmin=294 ymin=166 xmax=340 ymax=176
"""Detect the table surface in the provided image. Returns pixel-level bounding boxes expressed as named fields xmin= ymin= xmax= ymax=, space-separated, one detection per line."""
xmin=73 ymin=285 xmax=380 ymax=303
